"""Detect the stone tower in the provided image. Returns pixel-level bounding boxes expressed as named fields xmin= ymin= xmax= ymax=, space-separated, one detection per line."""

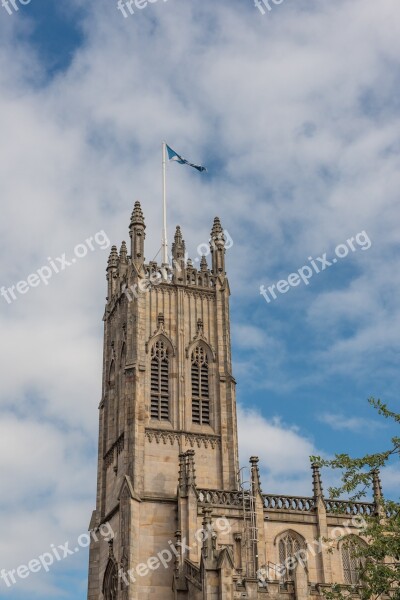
xmin=87 ymin=202 xmax=380 ymax=600
xmin=87 ymin=202 xmax=239 ymax=599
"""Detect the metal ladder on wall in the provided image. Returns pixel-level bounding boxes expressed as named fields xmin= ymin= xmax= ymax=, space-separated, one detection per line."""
xmin=238 ymin=467 xmax=259 ymax=579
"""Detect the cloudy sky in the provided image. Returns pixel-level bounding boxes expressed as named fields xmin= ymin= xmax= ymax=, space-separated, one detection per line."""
xmin=0 ymin=0 xmax=399 ymax=597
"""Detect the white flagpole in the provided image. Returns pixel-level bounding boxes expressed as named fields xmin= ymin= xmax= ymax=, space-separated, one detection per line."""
xmin=162 ymin=141 xmax=168 ymax=266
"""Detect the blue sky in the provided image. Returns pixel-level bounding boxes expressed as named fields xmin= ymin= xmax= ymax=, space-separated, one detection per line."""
xmin=0 ymin=0 xmax=399 ymax=598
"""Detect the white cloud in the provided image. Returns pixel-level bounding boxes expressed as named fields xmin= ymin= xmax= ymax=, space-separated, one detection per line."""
xmin=232 ymin=324 xmax=267 ymax=350
xmin=319 ymin=412 xmax=386 ymax=433
xmin=0 ymin=414 xmax=95 ymax=593
xmin=0 ymin=0 xmax=399 ymax=595
xmin=381 ymin=464 xmax=400 ymax=498
xmin=237 ymin=405 xmax=324 ymax=496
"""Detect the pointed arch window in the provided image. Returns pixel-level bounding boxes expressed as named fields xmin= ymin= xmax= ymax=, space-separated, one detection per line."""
xmin=278 ymin=531 xmax=305 ymax=581
xmin=103 ymin=560 xmax=118 ymax=600
xmin=191 ymin=346 xmax=210 ymax=425
xmin=150 ymin=340 xmax=169 ymax=421
xmin=341 ymin=537 xmax=366 ymax=585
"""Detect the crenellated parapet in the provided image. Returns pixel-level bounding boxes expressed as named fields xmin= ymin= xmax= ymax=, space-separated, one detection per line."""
xmin=142 ymin=259 xmax=216 ymax=290
xmin=105 ymin=201 xmax=227 ymax=309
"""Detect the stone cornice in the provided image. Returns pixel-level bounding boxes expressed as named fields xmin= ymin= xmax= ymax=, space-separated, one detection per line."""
xmin=145 ymin=428 xmax=221 ymax=449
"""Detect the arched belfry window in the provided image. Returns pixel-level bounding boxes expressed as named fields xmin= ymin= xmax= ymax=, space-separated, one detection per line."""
xmin=278 ymin=531 xmax=306 ymax=581
xmin=191 ymin=346 xmax=210 ymax=425
xmin=103 ymin=559 xmax=118 ymax=600
xmin=150 ymin=340 xmax=169 ymax=421
xmin=341 ymin=537 xmax=366 ymax=585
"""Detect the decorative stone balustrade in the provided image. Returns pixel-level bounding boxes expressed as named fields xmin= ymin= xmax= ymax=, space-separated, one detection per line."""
xmin=324 ymin=499 xmax=374 ymax=516
xmin=196 ymin=488 xmax=375 ymax=517
xmin=263 ymin=495 xmax=315 ymax=512
xmin=196 ymin=488 xmax=243 ymax=507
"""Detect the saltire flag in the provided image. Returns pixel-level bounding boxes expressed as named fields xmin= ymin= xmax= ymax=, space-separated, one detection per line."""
xmin=166 ymin=144 xmax=207 ymax=173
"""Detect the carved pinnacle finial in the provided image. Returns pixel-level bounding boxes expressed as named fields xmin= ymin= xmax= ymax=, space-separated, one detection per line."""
xmin=211 ymin=216 xmax=223 ymax=237
xmin=250 ymin=456 xmax=262 ymax=494
xmin=172 ymin=225 xmax=186 ymax=267
xmin=107 ymin=246 xmax=119 ymax=269
xmin=200 ymin=255 xmax=208 ymax=271
xmin=311 ymin=463 xmax=324 ymax=498
xmin=210 ymin=217 xmax=226 ymax=275
xmin=174 ymin=225 xmax=183 ymax=244
xmin=157 ymin=313 xmax=165 ymax=329
xmin=119 ymin=241 xmax=128 ymax=262
xmin=130 ymin=201 xmax=145 ymax=228
xmin=129 ymin=201 xmax=146 ymax=263
xmin=372 ymin=469 xmax=383 ymax=505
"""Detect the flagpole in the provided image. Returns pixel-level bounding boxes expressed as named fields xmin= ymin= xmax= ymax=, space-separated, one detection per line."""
xmin=162 ymin=141 xmax=168 ymax=266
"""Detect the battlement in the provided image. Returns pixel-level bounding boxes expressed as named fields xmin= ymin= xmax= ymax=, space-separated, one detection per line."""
xmin=105 ymin=201 xmax=227 ymax=303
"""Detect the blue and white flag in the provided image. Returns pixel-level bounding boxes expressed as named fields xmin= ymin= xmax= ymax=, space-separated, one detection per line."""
xmin=166 ymin=144 xmax=207 ymax=173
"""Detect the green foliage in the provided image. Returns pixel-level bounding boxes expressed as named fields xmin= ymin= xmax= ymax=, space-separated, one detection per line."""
xmin=311 ymin=398 xmax=400 ymax=600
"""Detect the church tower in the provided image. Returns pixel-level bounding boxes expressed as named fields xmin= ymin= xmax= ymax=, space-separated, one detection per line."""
xmin=88 ymin=202 xmax=381 ymax=600
xmin=87 ymin=202 xmax=239 ymax=599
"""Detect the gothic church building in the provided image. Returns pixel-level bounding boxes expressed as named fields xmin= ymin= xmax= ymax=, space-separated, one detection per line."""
xmin=87 ymin=202 xmax=381 ymax=599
